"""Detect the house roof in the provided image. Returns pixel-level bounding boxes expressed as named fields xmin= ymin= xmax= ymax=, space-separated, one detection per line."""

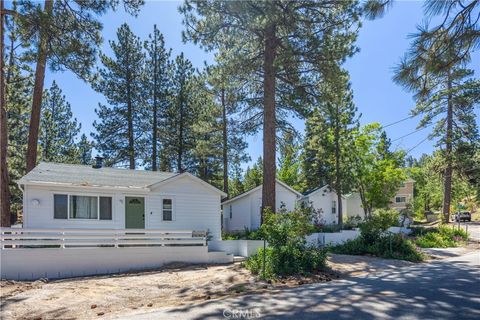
xmin=302 ymin=184 xmax=347 ymax=199
xmin=221 ymin=179 xmax=302 ymax=205
xmin=18 ymin=162 xmax=177 ymax=190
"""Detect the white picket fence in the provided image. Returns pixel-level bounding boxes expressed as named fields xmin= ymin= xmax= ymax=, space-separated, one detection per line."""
xmin=0 ymin=228 xmax=233 ymax=280
xmin=0 ymin=228 xmax=207 ymax=249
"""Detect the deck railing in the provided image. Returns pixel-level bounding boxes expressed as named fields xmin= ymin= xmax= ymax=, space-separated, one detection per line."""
xmin=0 ymin=228 xmax=207 ymax=249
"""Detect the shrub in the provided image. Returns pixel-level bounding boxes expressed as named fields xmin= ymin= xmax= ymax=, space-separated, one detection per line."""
xmin=359 ymin=209 xmax=399 ymax=245
xmin=245 ymin=207 xmax=326 ymax=279
xmin=414 ymin=225 xmax=468 ymax=248
xmin=222 ymin=227 xmax=263 ymax=240
xmin=330 ymin=209 xmax=423 ymax=262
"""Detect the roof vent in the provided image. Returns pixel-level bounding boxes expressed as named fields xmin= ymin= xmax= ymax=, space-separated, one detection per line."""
xmin=93 ymin=156 xmax=104 ymax=169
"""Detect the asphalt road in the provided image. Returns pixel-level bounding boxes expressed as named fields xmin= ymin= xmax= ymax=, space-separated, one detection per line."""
xmin=113 ymin=251 xmax=480 ymax=320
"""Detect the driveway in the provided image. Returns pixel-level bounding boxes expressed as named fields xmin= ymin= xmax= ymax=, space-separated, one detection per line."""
xmin=465 ymin=221 xmax=480 ymax=241
xmin=115 ymin=251 xmax=480 ymax=320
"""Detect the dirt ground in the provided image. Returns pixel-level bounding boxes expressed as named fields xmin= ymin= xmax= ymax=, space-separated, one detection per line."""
xmin=3 ymin=247 xmax=477 ymax=320
xmin=1 ymin=260 xmax=338 ymax=320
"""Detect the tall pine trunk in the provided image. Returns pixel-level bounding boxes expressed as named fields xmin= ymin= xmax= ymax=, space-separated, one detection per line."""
xmin=125 ymin=39 xmax=135 ymax=170
xmin=26 ymin=0 xmax=53 ymax=172
xmin=221 ymin=87 xmax=229 ymax=196
xmin=335 ymin=122 xmax=343 ymax=226
xmin=178 ymin=98 xmax=183 ymax=173
xmin=151 ymin=30 xmax=158 ymax=171
xmin=442 ymin=70 xmax=453 ymax=223
xmin=261 ymin=24 xmax=277 ymax=221
xmin=1 ymin=0 xmax=12 ymax=226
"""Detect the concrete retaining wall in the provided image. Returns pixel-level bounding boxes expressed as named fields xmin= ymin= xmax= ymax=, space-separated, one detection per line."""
xmin=209 ymin=240 xmax=265 ymax=257
xmin=1 ymin=246 xmax=232 ymax=280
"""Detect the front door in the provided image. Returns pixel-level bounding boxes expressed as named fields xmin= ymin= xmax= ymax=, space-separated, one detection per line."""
xmin=125 ymin=197 xmax=145 ymax=229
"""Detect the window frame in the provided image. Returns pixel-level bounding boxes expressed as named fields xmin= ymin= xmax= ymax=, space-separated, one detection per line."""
xmin=229 ymin=205 xmax=233 ymax=219
xmin=53 ymin=193 xmax=114 ymax=221
xmin=161 ymin=197 xmax=175 ymax=222
xmin=332 ymin=200 xmax=337 ymax=214
xmin=395 ymin=196 xmax=407 ymax=203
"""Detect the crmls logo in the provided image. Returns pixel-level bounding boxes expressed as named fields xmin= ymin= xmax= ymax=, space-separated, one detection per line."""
xmin=223 ymin=308 xmax=262 ymax=319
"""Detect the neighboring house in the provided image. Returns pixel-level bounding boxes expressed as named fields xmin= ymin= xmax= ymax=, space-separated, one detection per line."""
xmin=18 ymin=161 xmax=226 ymax=240
xmin=222 ymin=180 xmax=302 ymax=233
xmin=389 ymin=178 xmax=415 ymax=211
xmin=301 ymin=185 xmax=365 ymax=225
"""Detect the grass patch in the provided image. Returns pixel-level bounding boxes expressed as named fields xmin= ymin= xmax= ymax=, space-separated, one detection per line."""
xmin=412 ymin=225 xmax=468 ymax=248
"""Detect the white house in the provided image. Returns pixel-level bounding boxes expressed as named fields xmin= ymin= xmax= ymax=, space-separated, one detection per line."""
xmin=301 ymin=185 xmax=365 ymax=225
xmin=222 ymin=180 xmax=302 ymax=233
xmin=18 ymin=161 xmax=227 ymax=240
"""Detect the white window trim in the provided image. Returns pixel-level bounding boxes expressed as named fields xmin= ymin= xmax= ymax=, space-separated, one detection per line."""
xmin=395 ymin=196 xmax=407 ymax=203
xmin=53 ymin=193 xmax=114 ymax=221
xmin=161 ymin=196 xmax=176 ymax=222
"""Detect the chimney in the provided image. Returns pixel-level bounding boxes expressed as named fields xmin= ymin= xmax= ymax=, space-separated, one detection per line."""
xmin=93 ymin=156 xmax=104 ymax=169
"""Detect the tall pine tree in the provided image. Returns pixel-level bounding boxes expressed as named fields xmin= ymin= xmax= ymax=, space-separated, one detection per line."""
xmin=144 ymin=24 xmax=172 ymax=171
xmin=92 ymin=24 xmax=146 ymax=169
xmin=181 ymin=0 xmax=361 ymax=218
xmin=39 ymin=81 xmax=81 ymax=163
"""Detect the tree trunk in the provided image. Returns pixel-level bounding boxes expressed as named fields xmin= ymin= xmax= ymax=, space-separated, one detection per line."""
xmin=1 ymin=0 xmax=12 ymax=226
xmin=151 ymin=25 xmax=158 ymax=171
xmin=125 ymin=37 xmax=135 ymax=170
xmin=221 ymin=87 xmax=229 ymax=196
xmin=26 ymin=0 xmax=53 ymax=172
xmin=177 ymin=98 xmax=183 ymax=173
xmin=442 ymin=70 xmax=453 ymax=223
xmin=261 ymin=24 xmax=277 ymax=221
xmin=335 ymin=109 xmax=343 ymax=226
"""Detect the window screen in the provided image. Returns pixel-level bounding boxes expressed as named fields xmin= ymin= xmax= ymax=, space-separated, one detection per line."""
xmin=99 ymin=197 xmax=112 ymax=220
xmin=70 ymin=195 xmax=98 ymax=219
xmin=54 ymin=194 xmax=68 ymax=219
xmin=163 ymin=199 xmax=173 ymax=221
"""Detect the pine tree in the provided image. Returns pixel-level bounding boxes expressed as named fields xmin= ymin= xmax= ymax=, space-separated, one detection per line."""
xmin=243 ymin=157 xmax=263 ymax=192
xmin=92 ymin=24 xmax=146 ymax=169
xmin=39 ymin=81 xmax=81 ymax=163
xmin=7 ymin=0 xmax=144 ymax=172
xmin=181 ymin=0 xmax=361 ymax=217
xmin=76 ymin=134 xmax=92 ymax=165
xmin=277 ymin=131 xmax=301 ymax=191
xmin=394 ymin=29 xmax=480 ymax=222
xmin=144 ymin=24 xmax=172 ymax=171
xmin=162 ymin=53 xmax=196 ymax=172
xmin=4 ymin=11 xmax=33 ymax=218
xmin=206 ymin=58 xmax=249 ymax=196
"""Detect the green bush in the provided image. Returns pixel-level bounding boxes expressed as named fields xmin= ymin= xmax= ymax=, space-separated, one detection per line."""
xmin=244 ymin=207 xmax=326 ymax=279
xmin=330 ymin=209 xmax=423 ymax=262
xmin=414 ymin=225 xmax=468 ymax=248
xmin=222 ymin=227 xmax=263 ymax=240
xmin=359 ymin=209 xmax=399 ymax=245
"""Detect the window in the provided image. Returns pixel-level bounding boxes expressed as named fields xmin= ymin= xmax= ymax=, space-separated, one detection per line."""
xmin=332 ymin=200 xmax=337 ymax=214
xmin=229 ymin=205 xmax=232 ymax=219
xmin=396 ymin=196 xmax=406 ymax=203
xmin=400 ymin=182 xmax=406 ymax=188
xmin=70 ymin=195 xmax=98 ymax=219
xmin=54 ymin=194 xmax=68 ymax=219
xmin=100 ymin=197 xmax=112 ymax=220
xmin=53 ymin=194 xmax=112 ymax=220
xmin=162 ymin=199 xmax=173 ymax=221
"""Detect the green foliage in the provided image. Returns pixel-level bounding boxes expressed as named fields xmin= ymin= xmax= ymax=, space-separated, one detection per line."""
xmin=222 ymin=228 xmax=263 ymax=240
xmin=92 ymin=24 xmax=146 ymax=169
xmin=40 ymin=81 xmax=81 ymax=163
xmin=413 ymin=226 xmax=468 ymax=248
xmin=302 ymin=66 xmax=358 ymax=200
xmin=243 ymin=157 xmax=263 ymax=191
xmin=359 ymin=209 xmax=399 ymax=245
xmin=245 ymin=208 xmax=326 ymax=279
xmin=277 ymin=131 xmax=302 ymax=191
xmin=351 ymin=124 xmax=407 ymax=215
xmin=331 ymin=208 xmax=423 ymax=262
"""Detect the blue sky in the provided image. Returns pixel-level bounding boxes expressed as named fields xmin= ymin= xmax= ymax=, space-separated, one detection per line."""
xmin=44 ymin=0 xmax=479 ymax=169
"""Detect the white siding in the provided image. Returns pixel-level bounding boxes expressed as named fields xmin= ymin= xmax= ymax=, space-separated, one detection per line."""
xmin=223 ymin=182 xmax=300 ymax=233
xmin=22 ymin=175 xmax=222 ymax=240
xmin=23 ymin=185 xmax=128 ymax=229
xmin=306 ymin=189 xmax=339 ymax=225
xmin=345 ymin=193 xmax=365 ymax=220
xmin=149 ymin=176 xmax=222 ymax=240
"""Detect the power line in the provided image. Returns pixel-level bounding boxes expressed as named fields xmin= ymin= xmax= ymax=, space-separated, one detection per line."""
xmin=391 ymin=126 xmax=428 ymax=142
xmin=405 ymin=136 xmax=430 ymax=155
xmin=381 ymin=114 xmax=416 ymax=129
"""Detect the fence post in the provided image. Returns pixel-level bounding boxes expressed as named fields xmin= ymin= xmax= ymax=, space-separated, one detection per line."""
xmin=61 ymin=231 xmax=65 ymax=249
